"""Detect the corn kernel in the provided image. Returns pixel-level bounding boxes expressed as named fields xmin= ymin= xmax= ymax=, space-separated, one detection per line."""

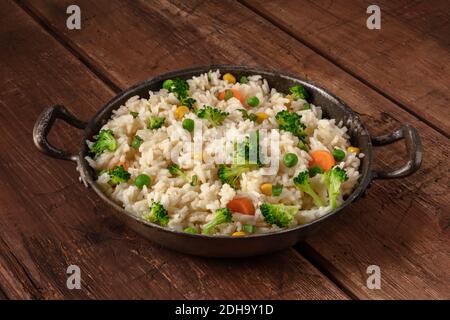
xmin=285 ymin=95 xmax=293 ymax=108
xmin=347 ymin=146 xmax=360 ymax=154
xmin=232 ymin=231 xmax=246 ymax=236
xmin=223 ymin=73 xmax=236 ymax=84
xmin=255 ymin=112 xmax=269 ymax=124
xmin=260 ymin=183 xmax=273 ymax=196
xmin=175 ymin=105 xmax=190 ymax=120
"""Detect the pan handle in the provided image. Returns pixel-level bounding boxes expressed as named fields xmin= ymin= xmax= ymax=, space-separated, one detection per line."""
xmin=371 ymin=124 xmax=422 ymax=179
xmin=33 ymin=105 xmax=87 ymax=163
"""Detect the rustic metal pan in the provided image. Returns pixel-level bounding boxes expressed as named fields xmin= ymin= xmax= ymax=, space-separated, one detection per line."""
xmin=33 ymin=65 xmax=422 ymax=257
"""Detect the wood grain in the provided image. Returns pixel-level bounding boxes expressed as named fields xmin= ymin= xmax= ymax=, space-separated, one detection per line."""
xmin=20 ymin=0 xmax=450 ymax=299
xmin=0 ymin=288 xmax=7 ymax=300
xmin=241 ymin=0 xmax=450 ymax=136
xmin=0 ymin=0 xmax=348 ymax=299
xmin=381 ymin=0 xmax=450 ymax=47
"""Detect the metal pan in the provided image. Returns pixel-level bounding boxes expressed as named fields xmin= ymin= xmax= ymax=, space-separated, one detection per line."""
xmin=33 ymin=65 xmax=422 ymax=257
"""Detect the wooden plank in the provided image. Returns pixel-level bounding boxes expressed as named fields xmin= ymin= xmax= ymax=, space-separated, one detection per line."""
xmin=20 ymin=0 xmax=450 ymax=299
xmin=242 ymin=0 xmax=450 ymax=136
xmin=0 ymin=237 xmax=36 ymax=299
xmin=0 ymin=0 xmax=348 ymax=300
xmin=361 ymin=0 xmax=450 ymax=46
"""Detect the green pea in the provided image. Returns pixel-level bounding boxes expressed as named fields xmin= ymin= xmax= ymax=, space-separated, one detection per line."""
xmin=131 ymin=135 xmax=143 ymax=149
xmin=332 ymin=148 xmax=346 ymax=162
xmin=246 ymin=96 xmax=260 ymax=107
xmin=135 ymin=174 xmax=151 ymax=189
xmin=283 ymin=153 xmax=298 ymax=168
xmin=303 ymin=103 xmax=311 ymax=110
xmin=272 ymin=184 xmax=283 ymax=196
xmin=182 ymin=118 xmax=195 ymax=132
xmin=162 ymin=79 xmax=173 ymax=90
xmin=242 ymin=224 xmax=256 ymax=234
xmin=183 ymin=227 xmax=197 ymax=234
xmin=239 ymin=76 xmax=249 ymax=84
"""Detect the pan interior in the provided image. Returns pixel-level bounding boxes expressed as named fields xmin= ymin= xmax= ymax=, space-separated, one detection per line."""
xmin=79 ymin=65 xmax=372 ymax=237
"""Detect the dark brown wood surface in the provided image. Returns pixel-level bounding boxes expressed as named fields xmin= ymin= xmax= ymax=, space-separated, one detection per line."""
xmin=0 ymin=0 xmax=448 ymax=299
xmin=0 ymin=0 xmax=348 ymax=299
xmin=242 ymin=0 xmax=450 ymax=136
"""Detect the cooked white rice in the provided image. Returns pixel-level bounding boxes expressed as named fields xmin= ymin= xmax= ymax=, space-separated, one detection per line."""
xmin=86 ymin=70 xmax=362 ymax=235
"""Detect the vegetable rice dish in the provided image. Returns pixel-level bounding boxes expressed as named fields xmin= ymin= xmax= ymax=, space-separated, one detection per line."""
xmin=86 ymin=71 xmax=363 ymax=236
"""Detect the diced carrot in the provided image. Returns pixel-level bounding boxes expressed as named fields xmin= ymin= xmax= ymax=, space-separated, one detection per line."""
xmin=226 ymin=197 xmax=255 ymax=215
xmin=231 ymin=89 xmax=245 ymax=104
xmin=308 ymin=150 xmax=335 ymax=171
xmin=218 ymin=91 xmax=226 ymax=100
xmin=218 ymin=89 xmax=245 ymax=104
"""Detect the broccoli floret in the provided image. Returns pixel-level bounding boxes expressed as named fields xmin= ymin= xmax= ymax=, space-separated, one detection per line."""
xmin=275 ymin=110 xmax=307 ymax=140
xmin=308 ymin=165 xmax=324 ymax=177
xmin=179 ymin=97 xmax=196 ymax=110
xmin=323 ymin=166 xmax=348 ymax=209
xmin=239 ymin=109 xmax=257 ymax=122
xmin=162 ymin=79 xmax=175 ymax=90
xmin=164 ymin=78 xmax=189 ymax=94
xmin=239 ymin=76 xmax=249 ymax=84
xmin=202 ymin=208 xmax=232 ymax=235
xmin=298 ymin=139 xmax=309 ymax=152
xmin=163 ymin=78 xmax=196 ymax=109
xmin=260 ymin=203 xmax=299 ymax=228
xmin=143 ymin=201 xmax=169 ymax=226
xmin=147 ymin=115 xmax=165 ymax=129
xmin=90 ymin=129 xmax=117 ymax=155
xmin=168 ymin=163 xmax=188 ymax=181
xmin=131 ymin=135 xmax=143 ymax=150
xmin=233 ymin=131 xmax=264 ymax=167
xmin=293 ymin=171 xmax=325 ymax=207
xmin=218 ymin=164 xmax=256 ymax=189
xmin=197 ymin=106 xmax=229 ymax=126
xmin=289 ymin=84 xmax=309 ymax=101
xmin=108 ymin=165 xmax=131 ymax=185
xmin=184 ymin=227 xmax=197 ymax=234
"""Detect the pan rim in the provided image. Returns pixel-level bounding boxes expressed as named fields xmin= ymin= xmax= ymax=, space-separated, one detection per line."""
xmin=78 ymin=64 xmax=373 ymax=240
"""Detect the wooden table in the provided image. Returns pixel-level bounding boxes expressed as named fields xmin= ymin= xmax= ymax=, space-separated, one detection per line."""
xmin=1 ymin=0 xmax=449 ymax=299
